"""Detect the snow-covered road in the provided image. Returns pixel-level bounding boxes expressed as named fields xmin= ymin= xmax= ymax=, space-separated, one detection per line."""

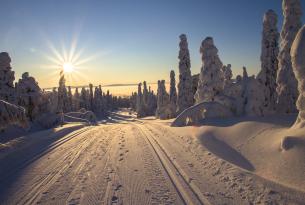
xmin=1 ymin=110 xmax=305 ymax=205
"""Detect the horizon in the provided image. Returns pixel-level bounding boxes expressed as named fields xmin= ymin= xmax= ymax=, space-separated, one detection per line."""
xmin=1 ymin=0 xmax=305 ymax=93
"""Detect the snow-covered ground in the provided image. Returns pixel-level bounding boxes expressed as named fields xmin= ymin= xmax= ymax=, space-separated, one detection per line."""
xmin=0 ymin=110 xmax=305 ymax=205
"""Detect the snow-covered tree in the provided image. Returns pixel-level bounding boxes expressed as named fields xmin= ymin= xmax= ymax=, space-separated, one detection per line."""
xmin=89 ymin=83 xmax=94 ymax=110
xmin=242 ymin=66 xmax=248 ymax=80
xmin=169 ymin=70 xmax=177 ymax=105
xmin=177 ymin=34 xmax=194 ymax=113
xmin=195 ymin=37 xmax=224 ymax=103
xmin=156 ymin=80 xmax=172 ymax=119
xmin=16 ymin=72 xmax=42 ymax=121
xmin=257 ymin=10 xmax=279 ymax=114
xmin=67 ymin=86 xmax=73 ymax=112
xmin=93 ymin=86 xmax=104 ymax=115
xmin=136 ymin=83 xmax=145 ymax=117
xmin=291 ymin=25 xmax=305 ymax=128
xmin=80 ymin=87 xmax=88 ymax=110
xmin=130 ymin=92 xmax=137 ymax=110
xmin=223 ymin=64 xmax=233 ymax=88
xmin=73 ymin=87 xmax=80 ymax=111
xmin=0 ymin=52 xmax=15 ymax=103
xmin=57 ymin=70 xmax=69 ymax=113
xmin=169 ymin=70 xmax=177 ymax=117
xmin=277 ymin=0 xmax=302 ymax=113
xmin=143 ymin=81 xmax=149 ymax=108
xmin=192 ymin=74 xmax=199 ymax=99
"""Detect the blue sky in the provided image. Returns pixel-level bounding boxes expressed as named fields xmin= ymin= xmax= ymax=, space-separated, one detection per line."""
xmin=0 ymin=0 xmax=304 ymax=88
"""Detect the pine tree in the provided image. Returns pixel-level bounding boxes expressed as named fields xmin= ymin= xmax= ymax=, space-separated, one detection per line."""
xmin=16 ymin=72 xmax=42 ymax=120
xmin=0 ymin=52 xmax=16 ymax=103
xmin=276 ymin=0 xmax=302 ymax=113
xmin=195 ymin=37 xmax=224 ymax=103
xmin=257 ymin=10 xmax=279 ymax=114
xmin=136 ymin=83 xmax=145 ymax=117
xmin=177 ymin=34 xmax=194 ymax=113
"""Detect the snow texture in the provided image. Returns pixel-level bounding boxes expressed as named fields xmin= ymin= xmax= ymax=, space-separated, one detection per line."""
xmin=277 ymin=0 xmax=302 ymax=113
xmin=257 ymin=10 xmax=279 ymax=115
xmin=291 ymin=25 xmax=305 ymax=128
xmin=177 ymin=34 xmax=194 ymax=113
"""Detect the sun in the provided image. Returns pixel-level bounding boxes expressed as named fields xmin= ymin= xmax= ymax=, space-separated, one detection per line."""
xmin=63 ymin=62 xmax=74 ymax=73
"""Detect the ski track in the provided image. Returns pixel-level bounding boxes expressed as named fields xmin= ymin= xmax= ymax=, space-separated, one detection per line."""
xmin=1 ymin=111 xmax=305 ymax=205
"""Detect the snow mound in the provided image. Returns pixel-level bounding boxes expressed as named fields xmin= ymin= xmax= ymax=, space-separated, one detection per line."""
xmin=0 ymin=100 xmax=29 ymax=130
xmin=171 ymin=101 xmax=233 ymax=127
xmin=65 ymin=109 xmax=97 ymax=125
xmin=195 ymin=115 xmax=305 ymax=191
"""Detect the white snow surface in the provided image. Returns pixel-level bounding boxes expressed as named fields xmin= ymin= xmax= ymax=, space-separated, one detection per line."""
xmin=1 ymin=109 xmax=305 ymax=205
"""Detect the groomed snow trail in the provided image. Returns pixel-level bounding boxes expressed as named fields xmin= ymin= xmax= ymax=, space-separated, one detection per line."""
xmin=1 ymin=110 xmax=305 ymax=205
xmin=0 ymin=112 xmax=195 ymax=205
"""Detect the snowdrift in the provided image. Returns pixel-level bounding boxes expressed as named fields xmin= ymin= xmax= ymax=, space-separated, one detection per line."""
xmin=171 ymin=101 xmax=233 ymax=127
xmin=195 ymin=115 xmax=305 ymax=191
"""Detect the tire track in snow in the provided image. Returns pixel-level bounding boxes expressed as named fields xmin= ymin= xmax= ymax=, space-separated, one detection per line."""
xmin=133 ymin=122 xmax=212 ymax=205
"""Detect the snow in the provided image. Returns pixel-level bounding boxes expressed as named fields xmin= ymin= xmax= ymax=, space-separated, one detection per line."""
xmin=1 ymin=110 xmax=305 ymax=205
xmin=0 ymin=100 xmax=29 ymax=130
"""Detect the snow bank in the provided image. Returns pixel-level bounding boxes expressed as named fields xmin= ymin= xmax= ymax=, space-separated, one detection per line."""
xmin=171 ymin=101 xmax=233 ymax=127
xmin=0 ymin=100 xmax=28 ymax=130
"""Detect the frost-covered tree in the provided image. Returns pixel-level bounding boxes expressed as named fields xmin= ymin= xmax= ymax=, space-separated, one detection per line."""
xmin=130 ymin=92 xmax=137 ymax=110
xmin=136 ymin=83 xmax=145 ymax=117
xmin=169 ymin=70 xmax=177 ymax=117
xmin=242 ymin=66 xmax=248 ymax=80
xmin=277 ymin=0 xmax=302 ymax=113
xmin=177 ymin=34 xmax=194 ymax=113
xmin=256 ymin=10 xmax=279 ymax=114
xmin=0 ymin=52 xmax=15 ymax=103
xmin=80 ymin=87 xmax=88 ymax=110
xmin=143 ymin=81 xmax=149 ymax=108
xmin=156 ymin=80 xmax=172 ymax=119
xmin=89 ymin=83 xmax=94 ymax=110
xmin=223 ymin=64 xmax=233 ymax=88
xmin=291 ymin=25 xmax=305 ymax=128
xmin=16 ymin=72 xmax=42 ymax=121
xmin=73 ymin=87 xmax=80 ymax=111
xmin=192 ymin=74 xmax=199 ymax=99
xmin=67 ymin=86 xmax=73 ymax=112
xmin=93 ymin=86 xmax=104 ymax=115
xmin=169 ymin=70 xmax=177 ymax=105
xmin=57 ymin=70 xmax=69 ymax=113
xmin=195 ymin=37 xmax=224 ymax=103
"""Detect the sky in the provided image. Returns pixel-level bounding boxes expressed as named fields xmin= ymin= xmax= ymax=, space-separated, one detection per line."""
xmin=1 ymin=0 xmax=305 ymax=90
